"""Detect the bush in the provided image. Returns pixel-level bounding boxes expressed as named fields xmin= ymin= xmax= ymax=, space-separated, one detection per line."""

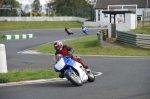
xmin=0 ymin=78 xmax=9 ymax=83
xmin=56 ymin=13 xmax=61 ymax=16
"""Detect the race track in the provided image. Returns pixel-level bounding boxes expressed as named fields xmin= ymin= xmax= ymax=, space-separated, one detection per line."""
xmin=0 ymin=28 xmax=150 ymax=99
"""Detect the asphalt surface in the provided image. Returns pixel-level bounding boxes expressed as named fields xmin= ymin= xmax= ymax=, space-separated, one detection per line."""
xmin=0 ymin=28 xmax=150 ymax=99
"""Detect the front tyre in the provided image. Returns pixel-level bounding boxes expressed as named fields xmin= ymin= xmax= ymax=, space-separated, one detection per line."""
xmin=65 ymin=72 xmax=82 ymax=86
xmin=87 ymin=72 xmax=95 ymax=82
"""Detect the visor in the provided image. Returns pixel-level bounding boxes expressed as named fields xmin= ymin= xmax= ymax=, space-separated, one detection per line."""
xmin=54 ymin=46 xmax=60 ymax=50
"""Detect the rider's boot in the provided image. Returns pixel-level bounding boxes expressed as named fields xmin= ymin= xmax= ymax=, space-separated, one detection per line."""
xmin=72 ymin=56 xmax=88 ymax=69
xmin=58 ymin=73 xmax=64 ymax=78
xmin=77 ymin=56 xmax=88 ymax=69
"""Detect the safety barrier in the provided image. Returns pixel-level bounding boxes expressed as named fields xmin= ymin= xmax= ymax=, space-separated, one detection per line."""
xmin=116 ymin=31 xmax=150 ymax=49
xmin=101 ymin=29 xmax=108 ymax=41
xmin=97 ymin=32 xmax=103 ymax=46
xmin=0 ymin=17 xmax=87 ymax=22
xmin=97 ymin=29 xmax=108 ymax=46
xmin=0 ymin=44 xmax=7 ymax=73
xmin=3 ymin=34 xmax=35 ymax=40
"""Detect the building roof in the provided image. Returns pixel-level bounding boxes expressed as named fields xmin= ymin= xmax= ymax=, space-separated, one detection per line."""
xmin=96 ymin=0 xmax=150 ymax=9
xmin=102 ymin=11 xmax=133 ymax=14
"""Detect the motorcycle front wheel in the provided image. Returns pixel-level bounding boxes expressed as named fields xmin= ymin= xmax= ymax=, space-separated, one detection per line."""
xmin=87 ymin=72 xmax=95 ymax=82
xmin=65 ymin=72 xmax=82 ymax=86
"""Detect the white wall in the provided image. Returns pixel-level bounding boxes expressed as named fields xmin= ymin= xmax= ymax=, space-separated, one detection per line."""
xmin=116 ymin=14 xmax=136 ymax=31
xmin=131 ymin=14 xmax=136 ymax=29
xmin=95 ymin=9 xmax=108 ymax=27
xmin=83 ymin=9 xmax=108 ymax=27
xmin=95 ymin=8 xmax=150 ymax=25
xmin=83 ymin=21 xmax=108 ymax=27
xmin=136 ymin=8 xmax=150 ymax=15
xmin=0 ymin=17 xmax=87 ymax=22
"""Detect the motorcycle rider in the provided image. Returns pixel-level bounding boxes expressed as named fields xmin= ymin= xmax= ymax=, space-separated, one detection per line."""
xmin=82 ymin=25 xmax=85 ymax=29
xmin=65 ymin=27 xmax=74 ymax=35
xmin=53 ymin=40 xmax=88 ymax=78
xmin=82 ymin=25 xmax=89 ymax=35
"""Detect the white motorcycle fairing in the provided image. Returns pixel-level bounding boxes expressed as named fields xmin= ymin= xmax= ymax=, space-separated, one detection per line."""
xmin=54 ymin=57 xmax=65 ymax=71
xmin=72 ymin=61 xmax=88 ymax=82
xmin=54 ymin=56 xmax=88 ymax=82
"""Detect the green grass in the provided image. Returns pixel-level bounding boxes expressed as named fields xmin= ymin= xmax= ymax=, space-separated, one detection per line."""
xmin=0 ymin=34 xmax=5 ymax=40
xmin=0 ymin=21 xmax=83 ymax=31
xmin=128 ymin=21 xmax=150 ymax=35
xmin=0 ymin=69 xmax=58 ymax=83
xmin=32 ymin=35 xmax=150 ymax=56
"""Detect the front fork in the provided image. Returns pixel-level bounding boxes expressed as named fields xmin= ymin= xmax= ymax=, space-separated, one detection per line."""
xmin=64 ymin=67 xmax=74 ymax=76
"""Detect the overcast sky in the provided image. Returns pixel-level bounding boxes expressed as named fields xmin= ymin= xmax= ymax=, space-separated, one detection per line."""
xmin=16 ymin=0 xmax=46 ymax=5
xmin=16 ymin=0 xmax=47 ymax=13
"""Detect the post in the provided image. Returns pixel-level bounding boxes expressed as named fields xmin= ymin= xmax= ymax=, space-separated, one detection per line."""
xmin=108 ymin=23 xmax=116 ymax=38
xmin=0 ymin=44 xmax=7 ymax=73
xmin=147 ymin=0 xmax=149 ymax=8
xmin=110 ymin=14 xmax=111 ymax=23
xmin=114 ymin=14 xmax=116 ymax=24
xmin=142 ymin=10 xmax=144 ymax=27
xmin=97 ymin=31 xmax=103 ymax=46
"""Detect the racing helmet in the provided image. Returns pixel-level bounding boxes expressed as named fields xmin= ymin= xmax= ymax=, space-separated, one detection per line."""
xmin=54 ymin=40 xmax=63 ymax=51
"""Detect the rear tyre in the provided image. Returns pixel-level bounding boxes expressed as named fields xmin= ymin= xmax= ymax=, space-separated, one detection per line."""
xmin=65 ymin=72 xmax=82 ymax=86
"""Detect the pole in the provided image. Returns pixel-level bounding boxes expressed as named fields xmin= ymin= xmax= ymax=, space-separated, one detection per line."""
xmin=0 ymin=44 xmax=7 ymax=73
xmin=114 ymin=14 xmax=116 ymax=24
xmin=147 ymin=0 xmax=149 ymax=8
xmin=142 ymin=10 xmax=144 ymax=27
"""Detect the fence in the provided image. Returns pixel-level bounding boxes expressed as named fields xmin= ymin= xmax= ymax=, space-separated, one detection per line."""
xmin=0 ymin=17 xmax=87 ymax=22
xmin=0 ymin=7 xmax=93 ymax=19
xmin=116 ymin=31 xmax=150 ymax=49
xmin=142 ymin=11 xmax=150 ymax=27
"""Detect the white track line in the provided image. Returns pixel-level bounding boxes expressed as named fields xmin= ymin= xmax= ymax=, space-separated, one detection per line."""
xmin=0 ymin=71 xmax=102 ymax=87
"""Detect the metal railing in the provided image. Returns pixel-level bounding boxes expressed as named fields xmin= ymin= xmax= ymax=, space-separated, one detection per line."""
xmin=116 ymin=31 xmax=150 ymax=49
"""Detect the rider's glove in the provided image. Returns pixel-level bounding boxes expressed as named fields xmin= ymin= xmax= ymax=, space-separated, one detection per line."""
xmin=68 ymin=51 xmax=72 ymax=57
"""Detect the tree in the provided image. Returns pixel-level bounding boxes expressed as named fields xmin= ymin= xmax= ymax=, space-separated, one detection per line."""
xmin=0 ymin=0 xmax=20 ymax=8
xmin=46 ymin=0 xmax=92 ymax=17
xmin=12 ymin=0 xmax=20 ymax=8
xmin=31 ymin=0 xmax=42 ymax=13
xmin=24 ymin=4 xmax=30 ymax=13
xmin=0 ymin=0 xmax=20 ymax=16
xmin=86 ymin=0 xmax=97 ymax=8
xmin=46 ymin=0 xmax=56 ymax=15
xmin=20 ymin=4 xmax=30 ymax=16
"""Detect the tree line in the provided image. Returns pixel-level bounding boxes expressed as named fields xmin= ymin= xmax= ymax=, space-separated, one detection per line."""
xmin=0 ymin=0 xmax=94 ymax=18
xmin=0 ymin=0 xmax=20 ymax=16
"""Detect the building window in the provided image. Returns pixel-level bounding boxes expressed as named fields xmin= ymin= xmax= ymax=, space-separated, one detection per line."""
xmin=98 ymin=10 xmax=100 ymax=21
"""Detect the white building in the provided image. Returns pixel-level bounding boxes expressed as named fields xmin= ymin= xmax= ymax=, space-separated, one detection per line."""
xmin=84 ymin=0 xmax=150 ymax=27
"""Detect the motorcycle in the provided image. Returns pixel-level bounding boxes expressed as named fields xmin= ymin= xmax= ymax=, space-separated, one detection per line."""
xmin=82 ymin=26 xmax=89 ymax=35
xmin=53 ymin=54 xmax=95 ymax=86
xmin=65 ymin=28 xmax=74 ymax=35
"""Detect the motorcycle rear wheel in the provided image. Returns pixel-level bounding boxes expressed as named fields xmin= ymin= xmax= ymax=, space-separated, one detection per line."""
xmin=65 ymin=72 xmax=82 ymax=86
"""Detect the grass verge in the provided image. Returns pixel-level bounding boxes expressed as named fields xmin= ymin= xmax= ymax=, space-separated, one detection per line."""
xmin=32 ymin=35 xmax=150 ymax=56
xmin=128 ymin=21 xmax=150 ymax=35
xmin=0 ymin=69 xmax=58 ymax=83
xmin=0 ymin=21 xmax=83 ymax=31
xmin=0 ymin=35 xmax=5 ymax=40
